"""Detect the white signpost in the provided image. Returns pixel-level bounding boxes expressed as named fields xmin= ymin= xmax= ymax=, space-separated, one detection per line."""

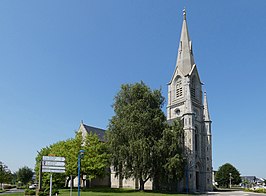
xmin=43 ymin=156 xmax=65 ymax=162
xmin=42 ymin=156 xmax=65 ymax=196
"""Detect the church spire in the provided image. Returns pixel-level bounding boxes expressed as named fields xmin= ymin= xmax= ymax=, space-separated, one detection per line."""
xmin=176 ymin=9 xmax=195 ymax=75
xmin=203 ymin=91 xmax=211 ymax=121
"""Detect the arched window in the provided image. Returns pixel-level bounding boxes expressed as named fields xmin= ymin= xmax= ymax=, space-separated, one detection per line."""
xmin=175 ymin=77 xmax=183 ymax=98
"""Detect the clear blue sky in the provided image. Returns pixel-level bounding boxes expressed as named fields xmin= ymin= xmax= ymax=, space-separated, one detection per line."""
xmin=0 ymin=0 xmax=266 ymax=178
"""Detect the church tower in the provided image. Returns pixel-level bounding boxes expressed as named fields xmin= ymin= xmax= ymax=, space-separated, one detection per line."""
xmin=167 ymin=10 xmax=213 ymax=192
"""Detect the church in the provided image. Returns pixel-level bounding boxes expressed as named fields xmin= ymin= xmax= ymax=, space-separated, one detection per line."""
xmin=80 ymin=10 xmax=213 ymax=192
xmin=166 ymin=10 xmax=213 ymax=192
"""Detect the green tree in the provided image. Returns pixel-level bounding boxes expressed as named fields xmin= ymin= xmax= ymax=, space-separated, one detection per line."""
xmin=35 ymin=139 xmax=77 ymax=189
xmin=82 ymin=133 xmax=110 ymax=180
xmin=0 ymin=162 xmax=12 ymax=189
xmin=35 ymin=146 xmax=52 ymax=189
xmin=16 ymin=166 xmax=34 ymax=186
xmin=215 ymin=163 xmax=241 ymax=188
xmin=35 ymin=131 xmax=110 ymax=189
xmin=107 ymin=82 xmax=166 ymax=190
xmin=155 ymin=120 xmax=186 ymax=190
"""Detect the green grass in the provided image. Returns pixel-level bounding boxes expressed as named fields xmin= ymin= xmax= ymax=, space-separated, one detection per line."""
xmin=0 ymin=193 xmax=23 ymax=196
xmin=59 ymin=188 xmax=193 ymax=196
xmin=0 ymin=188 xmax=194 ymax=196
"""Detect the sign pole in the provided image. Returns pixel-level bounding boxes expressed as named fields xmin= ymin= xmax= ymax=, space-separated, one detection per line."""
xmin=41 ymin=156 xmax=66 ymax=196
xmin=49 ymin=174 xmax=52 ymax=196
xmin=70 ymin=175 xmax=72 ymax=196
xmin=39 ymin=160 xmax=42 ymax=189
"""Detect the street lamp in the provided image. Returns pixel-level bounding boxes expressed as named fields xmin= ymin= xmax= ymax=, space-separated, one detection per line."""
xmin=78 ymin=150 xmax=85 ymax=196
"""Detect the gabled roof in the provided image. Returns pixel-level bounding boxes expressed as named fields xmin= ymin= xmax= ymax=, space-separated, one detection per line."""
xmin=82 ymin=123 xmax=106 ymax=142
xmin=188 ymin=64 xmax=203 ymax=84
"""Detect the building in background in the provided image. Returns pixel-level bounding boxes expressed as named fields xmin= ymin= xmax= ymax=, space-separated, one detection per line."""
xmin=78 ymin=9 xmax=213 ymax=193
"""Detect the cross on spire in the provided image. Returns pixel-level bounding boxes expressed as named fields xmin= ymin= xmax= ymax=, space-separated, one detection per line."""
xmin=183 ymin=8 xmax=186 ymax=20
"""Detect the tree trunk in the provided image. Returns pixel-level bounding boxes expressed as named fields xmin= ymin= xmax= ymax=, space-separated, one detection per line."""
xmin=139 ymin=178 xmax=145 ymax=191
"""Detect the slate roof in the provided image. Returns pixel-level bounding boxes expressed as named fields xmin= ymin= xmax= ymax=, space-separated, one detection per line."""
xmin=241 ymin=176 xmax=256 ymax=183
xmin=82 ymin=124 xmax=106 ymax=142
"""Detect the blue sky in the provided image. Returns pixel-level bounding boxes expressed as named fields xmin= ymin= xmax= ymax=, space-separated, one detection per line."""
xmin=0 ymin=0 xmax=266 ymax=178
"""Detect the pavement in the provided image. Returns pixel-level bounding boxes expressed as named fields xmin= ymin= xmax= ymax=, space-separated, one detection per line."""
xmin=0 ymin=188 xmax=24 ymax=194
xmin=200 ymin=191 xmax=266 ymax=195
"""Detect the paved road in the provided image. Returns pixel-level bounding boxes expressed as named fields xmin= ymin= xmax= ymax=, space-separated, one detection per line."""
xmin=0 ymin=188 xmax=24 ymax=194
xmin=200 ymin=191 xmax=266 ymax=195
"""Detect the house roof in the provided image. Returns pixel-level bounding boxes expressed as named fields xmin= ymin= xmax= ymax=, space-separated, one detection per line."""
xmin=241 ymin=176 xmax=257 ymax=182
xmin=82 ymin=123 xmax=106 ymax=142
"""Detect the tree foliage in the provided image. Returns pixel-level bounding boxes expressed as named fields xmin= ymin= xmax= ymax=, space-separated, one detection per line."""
xmin=159 ymin=120 xmax=185 ymax=182
xmin=107 ymin=82 xmax=185 ymax=191
xmin=81 ymin=133 xmax=110 ymax=180
xmin=0 ymin=162 xmax=12 ymax=189
xmin=215 ymin=163 xmax=241 ymax=187
xmin=149 ymin=120 xmax=186 ymax=191
xmin=35 ymin=131 xmax=110 ymax=189
xmin=16 ymin=166 xmax=33 ymax=186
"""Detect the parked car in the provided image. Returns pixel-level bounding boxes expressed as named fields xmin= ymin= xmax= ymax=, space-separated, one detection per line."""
xmin=29 ymin=184 xmax=37 ymax=189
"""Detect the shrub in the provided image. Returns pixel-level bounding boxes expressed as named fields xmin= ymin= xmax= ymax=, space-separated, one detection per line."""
xmin=38 ymin=190 xmax=46 ymax=196
xmin=3 ymin=184 xmax=16 ymax=189
xmin=254 ymin=188 xmax=266 ymax=193
xmin=25 ymin=189 xmax=36 ymax=195
xmin=244 ymin=188 xmax=266 ymax=193
xmin=38 ymin=188 xmax=59 ymax=196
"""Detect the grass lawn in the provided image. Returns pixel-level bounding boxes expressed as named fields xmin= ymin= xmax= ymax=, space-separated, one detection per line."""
xmin=0 ymin=188 xmax=194 ymax=196
xmin=0 ymin=194 xmax=22 ymax=196
xmin=59 ymin=188 xmax=194 ymax=196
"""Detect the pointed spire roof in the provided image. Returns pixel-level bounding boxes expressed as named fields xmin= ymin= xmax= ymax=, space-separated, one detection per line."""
xmin=175 ymin=9 xmax=195 ymax=76
xmin=203 ymin=91 xmax=211 ymax=121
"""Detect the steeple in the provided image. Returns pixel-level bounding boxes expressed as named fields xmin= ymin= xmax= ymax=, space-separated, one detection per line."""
xmin=176 ymin=9 xmax=195 ymax=75
xmin=203 ymin=92 xmax=211 ymax=121
xmin=167 ymin=10 xmax=213 ymax=192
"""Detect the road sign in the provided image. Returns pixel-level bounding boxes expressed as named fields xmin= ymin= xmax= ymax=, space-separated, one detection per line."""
xmin=42 ymin=156 xmax=65 ymax=173
xmin=43 ymin=156 xmax=65 ymax=162
xmin=42 ymin=169 xmax=66 ymax=173
xmin=41 ymin=156 xmax=66 ymax=196
xmin=42 ymin=166 xmax=66 ymax=170
xmin=42 ymin=161 xmax=65 ymax=167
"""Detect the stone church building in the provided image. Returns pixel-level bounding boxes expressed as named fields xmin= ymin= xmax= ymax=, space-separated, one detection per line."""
xmin=166 ymin=10 xmax=213 ymax=192
xmin=79 ymin=10 xmax=213 ymax=193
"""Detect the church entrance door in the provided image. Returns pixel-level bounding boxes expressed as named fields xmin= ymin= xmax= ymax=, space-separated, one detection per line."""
xmin=196 ymin=171 xmax=199 ymax=191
